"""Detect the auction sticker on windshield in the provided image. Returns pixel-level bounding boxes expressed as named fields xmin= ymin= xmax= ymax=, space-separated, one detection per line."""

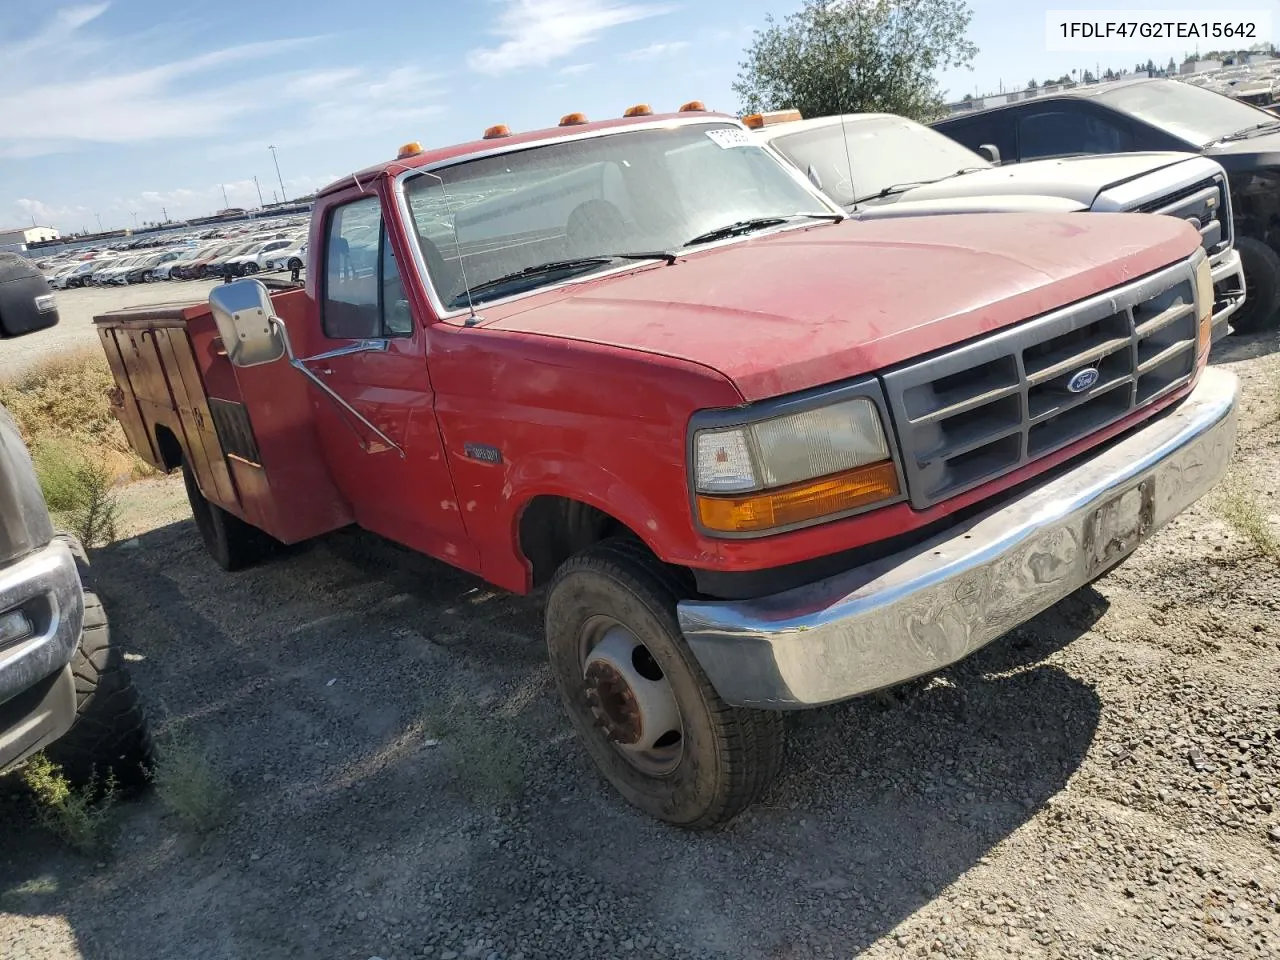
xmin=706 ymin=128 xmax=753 ymax=149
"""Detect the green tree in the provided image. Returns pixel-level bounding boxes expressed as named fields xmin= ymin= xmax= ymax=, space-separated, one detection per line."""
xmin=733 ymin=0 xmax=978 ymax=122
xmin=1027 ymin=77 xmax=1038 ymax=90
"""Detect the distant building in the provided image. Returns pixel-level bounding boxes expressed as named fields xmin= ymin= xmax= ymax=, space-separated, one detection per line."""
xmin=0 ymin=224 xmax=60 ymax=254
xmin=1180 ymin=59 xmax=1223 ymax=75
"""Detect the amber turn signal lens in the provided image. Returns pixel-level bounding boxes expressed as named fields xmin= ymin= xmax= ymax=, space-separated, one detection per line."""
xmin=696 ymin=461 xmax=899 ymax=533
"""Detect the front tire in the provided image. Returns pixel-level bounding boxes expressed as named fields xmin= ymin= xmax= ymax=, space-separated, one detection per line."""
xmin=181 ymin=461 xmax=276 ymax=571
xmin=44 ymin=536 xmax=153 ymax=792
xmin=545 ymin=538 xmax=784 ymax=828
xmin=242 ymin=263 xmax=258 ymax=275
xmin=1231 ymin=236 xmax=1280 ymax=333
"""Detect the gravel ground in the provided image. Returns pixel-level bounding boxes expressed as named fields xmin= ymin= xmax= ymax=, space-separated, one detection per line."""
xmin=0 ymin=322 xmax=1277 ymax=959
xmin=0 ymin=278 xmax=249 ymax=373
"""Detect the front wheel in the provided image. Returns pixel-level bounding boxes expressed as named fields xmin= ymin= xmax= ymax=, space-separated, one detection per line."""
xmin=44 ymin=536 xmax=153 ymax=792
xmin=1231 ymin=236 xmax=1280 ymax=333
xmin=242 ymin=263 xmax=258 ymax=275
xmin=545 ymin=538 xmax=784 ymax=828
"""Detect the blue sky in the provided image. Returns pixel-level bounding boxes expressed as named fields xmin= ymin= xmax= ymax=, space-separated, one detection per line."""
xmin=1 ymin=0 xmax=1267 ymax=233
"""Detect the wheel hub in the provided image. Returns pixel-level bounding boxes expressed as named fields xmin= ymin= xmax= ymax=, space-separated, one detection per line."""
xmin=582 ymin=626 xmax=681 ymax=760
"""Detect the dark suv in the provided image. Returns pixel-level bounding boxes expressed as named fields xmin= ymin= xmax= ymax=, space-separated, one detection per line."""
xmin=933 ymin=77 xmax=1280 ymax=331
xmin=0 ymin=254 xmax=151 ymax=789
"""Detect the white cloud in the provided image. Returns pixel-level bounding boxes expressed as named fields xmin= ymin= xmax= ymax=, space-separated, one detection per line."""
xmin=57 ymin=3 xmax=110 ymax=31
xmin=467 ymin=0 xmax=673 ymax=74
xmin=625 ymin=40 xmax=689 ymax=60
xmin=0 ymin=10 xmax=444 ymax=160
xmin=559 ymin=62 xmax=595 ymax=75
xmin=11 ymin=198 xmax=90 ymax=229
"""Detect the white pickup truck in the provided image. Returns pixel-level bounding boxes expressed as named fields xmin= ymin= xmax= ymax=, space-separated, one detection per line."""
xmin=751 ymin=110 xmax=1248 ymax=342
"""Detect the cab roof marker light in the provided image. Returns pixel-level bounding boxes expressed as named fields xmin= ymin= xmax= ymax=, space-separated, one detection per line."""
xmin=623 ymin=103 xmax=653 ymax=117
xmin=742 ymin=109 xmax=803 ymax=129
xmin=679 ymin=100 xmax=707 ymax=112
xmin=397 ymin=141 xmax=424 ymax=159
xmin=559 ymin=112 xmax=589 ymax=126
xmin=483 ymin=124 xmax=513 ymax=139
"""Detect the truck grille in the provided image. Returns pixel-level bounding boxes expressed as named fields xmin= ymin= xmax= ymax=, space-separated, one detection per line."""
xmin=881 ymin=258 xmax=1200 ymax=509
xmin=1138 ymin=176 xmax=1230 ymax=257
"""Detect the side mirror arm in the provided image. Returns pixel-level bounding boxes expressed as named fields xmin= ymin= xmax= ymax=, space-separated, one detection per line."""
xmin=271 ymin=318 xmax=405 ymax=458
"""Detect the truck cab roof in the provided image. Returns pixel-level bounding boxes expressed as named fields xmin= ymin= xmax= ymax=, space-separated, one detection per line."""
xmin=320 ymin=109 xmax=737 ymax=196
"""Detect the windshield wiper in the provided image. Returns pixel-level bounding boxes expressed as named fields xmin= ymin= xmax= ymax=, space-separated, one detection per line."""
xmin=852 ymin=167 xmax=987 ymax=205
xmin=447 ymin=252 xmax=675 ymax=308
xmin=1217 ymin=119 xmax=1280 ymax=142
xmin=682 ymin=213 xmax=844 ymax=248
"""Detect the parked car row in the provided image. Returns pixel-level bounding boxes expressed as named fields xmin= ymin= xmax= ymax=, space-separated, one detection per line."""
xmin=38 ymin=214 xmax=310 ymax=288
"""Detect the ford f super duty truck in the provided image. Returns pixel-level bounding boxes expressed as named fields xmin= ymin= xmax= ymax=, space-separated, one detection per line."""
xmin=95 ymin=104 xmax=1240 ymax=827
xmin=0 ymin=253 xmax=150 ymax=789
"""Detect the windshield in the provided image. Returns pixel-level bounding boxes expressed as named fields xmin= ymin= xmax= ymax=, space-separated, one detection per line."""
xmin=768 ymin=116 xmax=987 ymax=206
xmin=403 ymin=121 xmax=832 ymax=310
xmin=1096 ymin=81 xmax=1277 ymax=146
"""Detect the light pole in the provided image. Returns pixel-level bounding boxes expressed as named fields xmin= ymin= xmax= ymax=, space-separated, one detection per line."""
xmin=253 ymin=175 xmax=264 ymax=208
xmin=95 ymin=213 xmax=103 ymax=232
xmin=220 ymin=184 xmax=230 ymax=208
xmin=269 ymin=145 xmax=287 ymax=202
xmin=130 ymin=211 xmax=138 ymax=231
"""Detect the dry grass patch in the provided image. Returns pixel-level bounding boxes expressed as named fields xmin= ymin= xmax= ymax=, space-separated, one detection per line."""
xmin=152 ymin=727 xmax=230 ymax=833
xmin=423 ymin=698 xmax=524 ymax=803
xmin=21 ymin=754 xmax=119 ymax=854
xmin=1 ymin=348 xmax=152 ymax=545
xmin=1215 ymin=474 xmax=1280 ymax=560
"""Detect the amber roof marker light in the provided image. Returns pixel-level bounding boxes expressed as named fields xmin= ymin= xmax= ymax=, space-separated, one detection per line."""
xmin=623 ymin=103 xmax=654 ymax=117
xmin=483 ymin=124 xmax=513 ymax=139
xmin=741 ymin=109 xmax=803 ymax=129
xmin=559 ymin=112 xmax=589 ymax=126
xmin=396 ymin=141 xmax=424 ymax=159
xmin=678 ymin=100 xmax=707 ymax=112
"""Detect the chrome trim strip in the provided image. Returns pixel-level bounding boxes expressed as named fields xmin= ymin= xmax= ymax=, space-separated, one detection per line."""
xmin=677 ymin=367 xmax=1238 ymax=708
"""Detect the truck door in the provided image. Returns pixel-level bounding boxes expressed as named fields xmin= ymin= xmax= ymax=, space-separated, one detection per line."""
xmin=306 ymin=193 xmax=478 ymax=570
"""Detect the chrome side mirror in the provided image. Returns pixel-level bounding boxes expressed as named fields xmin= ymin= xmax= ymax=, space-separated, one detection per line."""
xmin=806 ymin=163 xmax=823 ymax=191
xmin=977 ymin=143 xmax=1001 ymax=164
xmin=208 ymin=279 xmax=286 ymax=367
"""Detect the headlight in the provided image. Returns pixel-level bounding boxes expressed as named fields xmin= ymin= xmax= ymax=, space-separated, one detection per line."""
xmin=692 ymin=395 xmax=902 ymax=534
xmin=1194 ymin=252 xmax=1213 ymax=356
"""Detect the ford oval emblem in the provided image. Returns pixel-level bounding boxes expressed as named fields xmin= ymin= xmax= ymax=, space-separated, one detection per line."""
xmin=1067 ymin=367 xmax=1100 ymax=393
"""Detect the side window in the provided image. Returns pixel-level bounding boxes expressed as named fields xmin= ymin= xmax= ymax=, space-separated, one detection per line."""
xmin=322 ymin=197 xmax=413 ymax=340
xmin=933 ymin=114 xmax=1015 ymax=164
xmin=1019 ymin=107 xmax=1132 ymax=159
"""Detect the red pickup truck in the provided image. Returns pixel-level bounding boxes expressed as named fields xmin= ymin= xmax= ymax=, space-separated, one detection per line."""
xmin=97 ymin=104 xmax=1240 ymax=827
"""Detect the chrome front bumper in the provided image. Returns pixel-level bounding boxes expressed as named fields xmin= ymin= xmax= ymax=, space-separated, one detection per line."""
xmin=1210 ymin=248 xmax=1246 ymax=342
xmin=0 ymin=539 xmax=84 ymax=707
xmin=678 ymin=367 xmax=1240 ymax=708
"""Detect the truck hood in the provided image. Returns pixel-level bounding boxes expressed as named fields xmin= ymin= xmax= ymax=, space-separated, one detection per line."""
xmin=484 ymin=212 xmax=1198 ymax=401
xmin=889 ymin=152 xmax=1198 ymax=207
